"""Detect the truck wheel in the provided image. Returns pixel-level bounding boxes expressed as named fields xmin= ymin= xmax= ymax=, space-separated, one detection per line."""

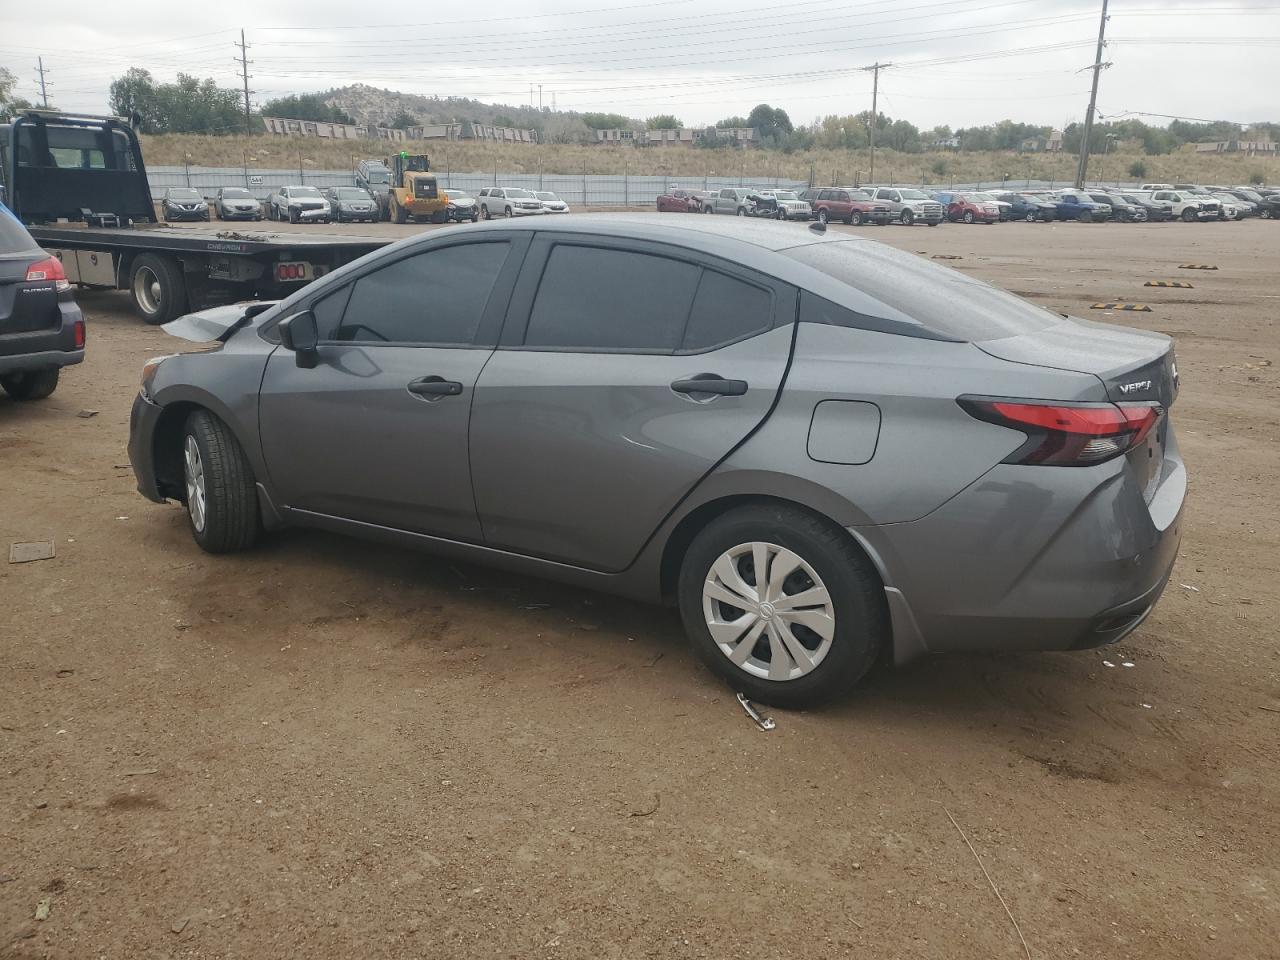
xmin=704 ymin=204 xmax=714 ymax=214
xmin=129 ymin=253 xmax=187 ymax=326
xmin=394 ymin=202 xmax=408 ymax=224
xmin=0 ymin=368 xmax=60 ymax=401
xmin=1181 ymin=207 xmax=1197 ymax=222
xmin=817 ymin=209 xmax=828 ymax=225
xmin=181 ymin=409 xmax=260 ymax=554
xmin=431 ymin=210 xmax=448 ymax=224
xmin=848 ymin=211 xmax=861 ymax=225
xmin=504 ymin=206 xmax=513 ymax=217
xmin=899 ymin=209 xmax=914 ymax=225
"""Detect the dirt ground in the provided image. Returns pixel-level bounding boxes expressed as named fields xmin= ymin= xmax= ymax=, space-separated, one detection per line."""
xmin=2 ymin=215 xmax=1277 ymax=960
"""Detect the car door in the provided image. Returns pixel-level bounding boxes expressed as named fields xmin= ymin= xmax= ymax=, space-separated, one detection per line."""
xmin=468 ymin=234 xmax=797 ymax=571
xmin=258 ymin=233 xmax=529 ymax=540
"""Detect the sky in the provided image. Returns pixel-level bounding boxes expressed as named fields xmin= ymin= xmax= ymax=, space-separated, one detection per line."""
xmin=2 ymin=0 xmax=1278 ymax=131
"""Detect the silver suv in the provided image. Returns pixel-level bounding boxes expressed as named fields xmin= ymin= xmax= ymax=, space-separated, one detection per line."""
xmin=128 ymin=216 xmax=1185 ymax=707
xmin=478 ymin=187 xmax=544 ymax=218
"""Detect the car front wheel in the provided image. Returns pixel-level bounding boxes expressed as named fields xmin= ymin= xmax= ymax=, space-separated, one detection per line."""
xmin=180 ymin=409 xmax=260 ymax=554
xmin=678 ymin=503 xmax=888 ymax=708
xmin=963 ymin=211 xmax=975 ymax=224
xmin=900 ymin=209 xmax=914 ymax=225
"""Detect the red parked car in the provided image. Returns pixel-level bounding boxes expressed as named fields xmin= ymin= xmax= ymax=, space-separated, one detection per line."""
xmin=947 ymin=193 xmax=1001 ymax=224
xmin=656 ymin=188 xmax=699 ymax=213
xmin=810 ymin=188 xmax=893 ymax=226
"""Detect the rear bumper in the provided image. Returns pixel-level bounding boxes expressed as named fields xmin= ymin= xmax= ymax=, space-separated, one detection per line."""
xmin=862 ymin=427 xmax=1187 ymax=661
xmin=128 ymin=391 xmax=166 ymax=503
xmin=0 ymin=300 xmax=84 ymax=373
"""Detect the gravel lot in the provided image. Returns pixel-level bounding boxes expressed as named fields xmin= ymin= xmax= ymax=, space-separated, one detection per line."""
xmin=2 ymin=216 xmax=1277 ymax=959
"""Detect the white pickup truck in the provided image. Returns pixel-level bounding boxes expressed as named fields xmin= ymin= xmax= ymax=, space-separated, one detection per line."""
xmin=1140 ymin=190 xmax=1221 ymax=222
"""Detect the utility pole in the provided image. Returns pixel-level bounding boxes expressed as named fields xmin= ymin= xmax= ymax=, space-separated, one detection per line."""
xmin=1074 ymin=0 xmax=1110 ymax=189
xmin=234 ymin=29 xmax=254 ymax=135
xmin=861 ymin=62 xmax=890 ymax=184
xmin=34 ymin=57 xmax=50 ymax=107
xmin=538 ymin=84 xmax=543 ymax=111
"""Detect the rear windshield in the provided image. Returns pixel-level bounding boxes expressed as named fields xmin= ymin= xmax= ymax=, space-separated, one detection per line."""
xmin=783 ymin=240 xmax=1060 ymax=341
xmin=0 ymin=206 xmax=38 ymax=254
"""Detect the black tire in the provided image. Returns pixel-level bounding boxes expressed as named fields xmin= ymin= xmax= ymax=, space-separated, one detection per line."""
xmin=504 ymin=206 xmax=513 ymax=218
xmin=678 ymin=503 xmax=888 ymax=708
xmin=1181 ymin=207 xmax=1197 ymax=223
xmin=736 ymin=206 xmax=746 ymax=217
xmin=817 ymin=208 xmax=829 ymax=224
xmin=471 ymin=212 xmax=479 ymax=223
xmin=926 ymin=221 xmax=938 ymax=227
xmin=900 ymin=209 xmax=914 ymax=225
xmin=431 ymin=210 xmax=448 ymax=224
xmin=1025 ymin=211 xmax=1036 ymax=222
xmin=704 ymin=204 xmax=714 ymax=214
xmin=0 ymin=368 xmax=59 ymax=401
xmin=963 ymin=210 xmax=975 ymax=224
xmin=128 ymin=253 xmax=187 ymax=326
xmin=181 ymin=409 xmax=260 ymax=554
xmin=1077 ymin=209 xmax=1092 ymax=223
xmin=849 ymin=211 xmax=862 ymax=225
xmin=289 ymin=207 xmax=300 ymax=224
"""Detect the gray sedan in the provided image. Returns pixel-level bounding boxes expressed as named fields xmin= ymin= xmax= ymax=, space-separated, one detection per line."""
xmin=127 ymin=216 xmax=1185 ymax=707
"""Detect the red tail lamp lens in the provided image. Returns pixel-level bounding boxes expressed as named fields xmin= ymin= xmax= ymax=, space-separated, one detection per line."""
xmin=960 ymin=398 xmax=1161 ymax=466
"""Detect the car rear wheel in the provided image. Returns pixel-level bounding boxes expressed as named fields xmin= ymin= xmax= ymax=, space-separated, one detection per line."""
xmin=963 ymin=211 xmax=975 ymax=224
xmin=0 ymin=368 xmax=59 ymax=401
xmin=181 ymin=410 xmax=260 ymax=554
xmin=129 ymin=253 xmax=187 ymax=326
xmin=678 ymin=503 xmax=887 ymax=708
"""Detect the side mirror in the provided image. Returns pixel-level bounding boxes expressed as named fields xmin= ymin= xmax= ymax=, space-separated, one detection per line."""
xmin=279 ymin=310 xmax=320 ymax=369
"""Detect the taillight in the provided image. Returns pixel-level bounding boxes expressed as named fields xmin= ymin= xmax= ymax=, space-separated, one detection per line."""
xmin=73 ymin=319 xmax=85 ymax=349
xmin=959 ymin=398 xmax=1161 ymax=466
xmin=26 ymin=256 xmax=71 ymax=292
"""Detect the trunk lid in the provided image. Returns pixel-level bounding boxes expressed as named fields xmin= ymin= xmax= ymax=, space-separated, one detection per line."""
xmin=0 ymin=250 xmax=60 ymax=335
xmin=976 ymin=316 xmax=1178 ymax=500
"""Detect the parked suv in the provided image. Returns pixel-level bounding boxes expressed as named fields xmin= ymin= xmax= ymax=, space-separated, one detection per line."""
xmin=0 ymin=206 xmax=84 ymax=401
xmin=810 ymin=188 xmax=892 ymax=225
xmin=478 ymin=187 xmax=544 ymax=218
xmin=322 ymin=186 xmax=379 ymax=223
xmin=1089 ymin=192 xmax=1146 ymax=222
xmin=946 ymin=193 xmax=1001 ymax=224
xmin=993 ymin=192 xmax=1055 ymax=222
xmin=161 ymin=187 xmax=210 ymax=222
xmin=871 ymin=187 xmax=945 ymax=226
xmin=213 ymin=188 xmax=263 ymax=221
xmin=267 ymin=186 xmax=331 ymax=224
xmin=126 ymin=215 xmax=1186 ymax=708
xmin=1118 ymin=192 xmax=1172 ymax=222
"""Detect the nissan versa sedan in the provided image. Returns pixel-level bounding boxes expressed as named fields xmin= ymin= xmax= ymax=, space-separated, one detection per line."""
xmin=127 ymin=216 xmax=1185 ymax=707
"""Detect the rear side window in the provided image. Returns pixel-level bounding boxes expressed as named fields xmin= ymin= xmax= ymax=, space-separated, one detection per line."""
xmin=335 ymin=241 xmax=510 ymax=344
xmin=683 ymin=271 xmax=772 ymax=352
xmin=524 ymin=245 xmax=700 ymax=351
xmin=785 ymin=241 xmax=1059 ymax=342
xmin=0 ymin=207 xmax=37 ymax=254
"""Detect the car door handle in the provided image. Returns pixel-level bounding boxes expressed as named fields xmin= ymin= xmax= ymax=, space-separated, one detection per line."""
xmin=407 ymin=376 xmax=463 ymax=397
xmin=671 ymin=376 xmax=748 ymax=397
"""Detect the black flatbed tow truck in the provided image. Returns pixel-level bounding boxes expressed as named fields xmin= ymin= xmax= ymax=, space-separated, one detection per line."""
xmin=0 ymin=110 xmax=393 ymax=324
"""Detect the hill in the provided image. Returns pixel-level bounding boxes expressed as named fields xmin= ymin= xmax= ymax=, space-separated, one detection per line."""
xmin=322 ymin=83 xmax=591 ymax=133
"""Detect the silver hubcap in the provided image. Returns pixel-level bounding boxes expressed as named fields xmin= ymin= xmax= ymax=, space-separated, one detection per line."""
xmin=702 ymin=541 xmax=836 ymax=682
xmin=133 ymin=266 xmax=161 ymax=315
xmin=184 ymin=436 xmax=207 ymax=533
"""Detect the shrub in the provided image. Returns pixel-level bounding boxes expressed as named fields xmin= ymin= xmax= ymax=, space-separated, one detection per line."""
xmin=1128 ymin=160 xmax=1147 ymax=179
xmin=1249 ymin=170 xmax=1266 ymax=185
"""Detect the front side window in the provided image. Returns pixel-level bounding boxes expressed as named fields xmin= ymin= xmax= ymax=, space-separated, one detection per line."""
xmin=524 ymin=245 xmax=700 ymax=352
xmin=335 ymin=242 xmax=511 ymax=345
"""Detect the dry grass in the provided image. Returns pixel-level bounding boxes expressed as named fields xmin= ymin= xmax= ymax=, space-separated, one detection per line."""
xmin=139 ymin=133 xmax=1279 ymax=186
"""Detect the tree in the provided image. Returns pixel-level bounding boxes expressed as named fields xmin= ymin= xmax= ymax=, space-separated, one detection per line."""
xmin=646 ymin=115 xmax=682 ymax=129
xmin=110 ymin=71 xmax=244 ymax=134
xmin=580 ymin=112 xmax=634 ymax=130
xmin=746 ymin=104 xmax=793 ymax=140
xmin=109 ymin=68 xmax=158 ymax=127
xmin=1 ymin=65 xmax=35 ymax=117
xmin=260 ymin=93 xmax=354 ymax=125
xmin=716 ymin=115 xmax=749 ymax=129
xmin=388 ymin=110 xmax=417 ymax=129
xmin=1129 ymin=160 xmax=1147 ymax=179
xmin=492 ymin=113 xmax=515 ymax=127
